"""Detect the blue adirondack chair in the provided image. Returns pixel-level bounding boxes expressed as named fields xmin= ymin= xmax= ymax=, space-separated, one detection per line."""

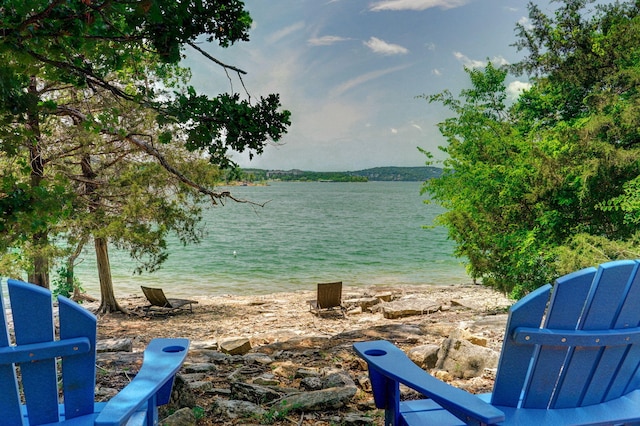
xmin=354 ymin=260 xmax=640 ymax=425
xmin=0 ymin=278 xmax=190 ymax=426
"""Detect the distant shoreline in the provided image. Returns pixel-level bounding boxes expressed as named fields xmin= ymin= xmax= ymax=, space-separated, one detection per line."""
xmin=238 ymin=165 xmax=441 ymax=182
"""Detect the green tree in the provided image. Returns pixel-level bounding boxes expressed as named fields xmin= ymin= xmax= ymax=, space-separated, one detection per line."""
xmin=0 ymin=1 xmax=290 ymax=297
xmin=423 ymin=0 xmax=640 ymax=297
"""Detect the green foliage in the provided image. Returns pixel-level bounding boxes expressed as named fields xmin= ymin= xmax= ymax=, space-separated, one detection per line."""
xmin=0 ymin=1 xmax=290 ymax=287
xmin=192 ymin=406 xmax=206 ymax=420
xmin=260 ymin=401 xmax=294 ymax=424
xmin=52 ymin=265 xmax=83 ymax=301
xmin=423 ymin=0 xmax=640 ymax=297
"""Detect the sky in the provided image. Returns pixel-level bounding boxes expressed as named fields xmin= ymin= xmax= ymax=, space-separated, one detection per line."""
xmin=182 ymin=0 xmax=544 ymax=172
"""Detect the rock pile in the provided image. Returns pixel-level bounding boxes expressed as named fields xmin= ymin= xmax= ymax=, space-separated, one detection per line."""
xmin=97 ymin=301 xmax=511 ymax=424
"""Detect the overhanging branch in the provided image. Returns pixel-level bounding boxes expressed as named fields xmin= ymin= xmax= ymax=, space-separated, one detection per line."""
xmin=55 ymin=104 xmax=267 ymax=207
xmin=187 ymin=42 xmax=247 ymax=75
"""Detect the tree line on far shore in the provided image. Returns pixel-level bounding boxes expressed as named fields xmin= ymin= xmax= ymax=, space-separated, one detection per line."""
xmin=233 ymin=166 xmax=441 ymax=182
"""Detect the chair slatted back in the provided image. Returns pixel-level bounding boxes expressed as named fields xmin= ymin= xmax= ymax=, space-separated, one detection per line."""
xmin=141 ymin=286 xmax=171 ymax=307
xmin=492 ymin=260 xmax=640 ymax=409
xmin=317 ymin=281 xmax=342 ymax=309
xmin=0 ymin=279 xmax=96 ymax=425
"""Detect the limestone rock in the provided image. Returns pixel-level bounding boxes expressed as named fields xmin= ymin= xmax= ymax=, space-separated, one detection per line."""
xmin=243 ymin=352 xmax=273 ymax=365
xmin=273 ymin=386 xmax=357 ymax=412
xmin=212 ymin=398 xmax=266 ymax=420
xmin=436 ymin=338 xmax=499 ymax=379
xmin=300 ymin=376 xmax=323 ymax=391
xmin=343 ymin=297 xmax=379 ymax=311
xmin=324 ymin=371 xmax=356 ymax=388
xmin=219 ymin=338 xmax=252 ymax=355
xmin=231 ymin=381 xmax=283 ymax=404
xmin=159 ymin=407 xmax=196 ymax=426
xmin=96 ymin=338 xmax=132 ymax=353
xmin=253 ymin=373 xmax=280 ymax=386
xmin=295 ymin=367 xmax=319 ymax=378
xmin=190 ymin=340 xmax=218 ymax=350
xmin=407 ymin=344 xmax=440 ymax=370
xmin=381 ymin=299 xmax=441 ymax=319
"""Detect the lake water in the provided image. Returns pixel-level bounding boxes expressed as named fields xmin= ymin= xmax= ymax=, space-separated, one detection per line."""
xmin=73 ymin=182 xmax=469 ymax=298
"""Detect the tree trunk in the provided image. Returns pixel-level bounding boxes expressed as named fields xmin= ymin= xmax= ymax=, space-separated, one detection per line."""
xmin=95 ymin=236 xmax=127 ymax=314
xmin=28 ymin=251 xmax=49 ymax=288
xmin=68 ymin=236 xmax=97 ymax=302
xmin=27 ymin=76 xmax=49 ymax=288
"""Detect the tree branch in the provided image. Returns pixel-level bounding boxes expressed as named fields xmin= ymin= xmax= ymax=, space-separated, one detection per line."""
xmin=54 ymin=105 xmax=266 ymax=207
xmin=187 ymin=42 xmax=247 ymax=75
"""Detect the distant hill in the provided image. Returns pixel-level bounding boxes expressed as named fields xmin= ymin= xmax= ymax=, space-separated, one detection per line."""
xmin=240 ymin=166 xmax=441 ymax=182
xmin=348 ymin=166 xmax=441 ymax=181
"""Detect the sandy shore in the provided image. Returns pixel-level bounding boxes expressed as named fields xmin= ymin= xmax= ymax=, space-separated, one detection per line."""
xmin=90 ymin=283 xmax=514 ymax=350
xmin=88 ymin=283 xmax=514 ymax=425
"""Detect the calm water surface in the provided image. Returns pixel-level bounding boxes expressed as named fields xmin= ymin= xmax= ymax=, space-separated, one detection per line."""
xmin=74 ymin=182 xmax=468 ymax=298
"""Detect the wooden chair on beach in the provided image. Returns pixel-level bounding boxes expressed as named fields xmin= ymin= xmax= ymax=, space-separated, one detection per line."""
xmin=354 ymin=260 xmax=640 ymax=425
xmin=0 ymin=278 xmax=189 ymax=425
xmin=141 ymin=286 xmax=198 ymax=315
xmin=308 ymin=281 xmax=346 ymax=317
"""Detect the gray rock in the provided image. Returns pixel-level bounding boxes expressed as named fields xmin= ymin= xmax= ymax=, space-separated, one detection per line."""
xmin=213 ymin=398 xmax=266 ymax=419
xmin=294 ymin=367 xmax=319 ymax=378
xmin=182 ymin=363 xmax=216 ymax=373
xmin=160 ymin=407 xmax=196 ymax=426
xmin=324 ymin=371 xmax=356 ymax=389
xmin=273 ymin=386 xmax=357 ymax=411
xmin=300 ymin=376 xmax=323 ymax=391
xmin=253 ymin=373 xmax=280 ymax=386
xmin=343 ymin=412 xmax=381 ymax=425
xmin=231 ymin=381 xmax=283 ymax=404
xmin=436 ymin=338 xmax=499 ymax=378
xmin=96 ymin=338 xmax=132 ymax=353
xmin=243 ymin=352 xmax=273 ymax=365
xmin=188 ymin=349 xmax=231 ymax=363
xmin=188 ymin=381 xmax=214 ymax=391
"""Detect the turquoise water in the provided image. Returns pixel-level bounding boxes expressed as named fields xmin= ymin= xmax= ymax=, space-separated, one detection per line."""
xmin=74 ymin=182 xmax=468 ymax=298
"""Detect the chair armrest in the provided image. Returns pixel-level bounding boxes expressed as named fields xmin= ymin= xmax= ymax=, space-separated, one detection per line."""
xmin=353 ymin=340 xmax=504 ymax=425
xmin=94 ymin=338 xmax=189 ymax=426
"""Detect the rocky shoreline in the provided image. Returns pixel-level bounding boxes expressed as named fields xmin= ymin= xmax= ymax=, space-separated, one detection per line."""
xmin=90 ymin=284 xmax=514 ymax=425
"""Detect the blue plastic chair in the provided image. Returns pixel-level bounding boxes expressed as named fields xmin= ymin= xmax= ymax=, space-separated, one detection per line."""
xmin=354 ymin=260 xmax=640 ymax=425
xmin=0 ymin=278 xmax=190 ymax=426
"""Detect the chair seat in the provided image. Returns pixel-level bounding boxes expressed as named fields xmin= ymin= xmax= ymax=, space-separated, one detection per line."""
xmin=398 ymin=391 xmax=640 ymax=425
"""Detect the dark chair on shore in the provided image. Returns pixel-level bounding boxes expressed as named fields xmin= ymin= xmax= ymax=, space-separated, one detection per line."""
xmin=141 ymin=286 xmax=198 ymax=315
xmin=308 ymin=281 xmax=346 ymax=317
xmin=354 ymin=260 xmax=640 ymax=425
xmin=0 ymin=278 xmax=189 ymax=425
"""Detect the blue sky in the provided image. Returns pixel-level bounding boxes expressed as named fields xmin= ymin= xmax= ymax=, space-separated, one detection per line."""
xmin=183 ymin=0 xmax=543 ymax=171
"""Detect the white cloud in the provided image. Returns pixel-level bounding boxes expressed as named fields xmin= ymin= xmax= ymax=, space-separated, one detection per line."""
xmin=453 ymin=51 xmax=485 ymax=68
xmin=432 ymin=68 xmax=442 ymax=76
xmin=329 ymin=65 xmax=409 ymax=98
xmin=453 ymin=52 xmax=509 ymax=68
xmin=391 ymin=128 xmax=399 ymax=134
xmin=517 ymin=16 xmax=533 ymax=30
xmin=308 ymin=35 xmax=350 ymax=46
xmin=507 ymin=80 xmax=532 ymax=99
xmin=364 ymin=37 xmax=409 ymax=55
xmin=412 ymin=123 xmax=423 ymax=131
xmin=268 ymin=22 xmax=305 ymax=44
xmin=370 ymin=0 xmax=470 ymax=11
